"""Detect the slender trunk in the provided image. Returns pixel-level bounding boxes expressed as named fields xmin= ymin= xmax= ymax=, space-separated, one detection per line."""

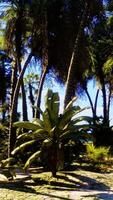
xmin=8 ymin=62 xmax=18 ymax=157
xmin=102 ymin=83 xmax=107 ymax=124
xmin=94 ymin=89 xmax=99 ymax=118
xmin=1 ymin=60 xmax=7 ymax=123
xmin=21 ymin=83 xmax=28 ymax=121
xmin=84 ymin=87 xmax=95 ymax=117
xmin=28 ymin=83 xmax=35 ymax=118
xmin=35 ymin=11 xmax=48 ymax=118
xmin=107 ymin=85 xmax=111 ymax=125
xmin=64 ymin=2 xmax=89 ymax=108
xmin=35 ymin=67 xmax=48 ymax=118
xmin=8 ymin=53 xmax=32 ymax=157
xmin=15 ymin=1 xmax=28 ymax=121
xmin=18 ymin=62 xmax=28 ymax=121
xmin=98 ymin=64 xmax=108 ymax=125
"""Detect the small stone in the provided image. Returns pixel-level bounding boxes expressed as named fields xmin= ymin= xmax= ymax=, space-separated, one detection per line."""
xmin=0 ymin=173 xmax=9 ymax=182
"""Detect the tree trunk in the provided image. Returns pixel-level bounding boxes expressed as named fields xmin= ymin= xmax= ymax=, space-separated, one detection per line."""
xmin=21 ymin=82 xmax=28 ymax=121
xmin=107 ymin=85 xmax=111 ymax=125
xmin=28 ymin=83 xmax=35 ymax=118
xmin=64 ymin=2 xmax=89 ymax=108
xmin=84 ymin=87 xmax=95 ymax=118
xmin=15 ymin=1 xmax=28 ymax=121
xmin=8 ymin=53 xmax=32 ymax=157
xmin=1 ymin=60 xmax=7 ymax=123
xmin=18 ymin=63 xmax=28 ymax=121
xmin=35 ymin=11 xmax=48 ymax=118
xmin=102 ymin=83 xmax=108 ymax=124
xmin=94 ymin=89 xmax=99 ymax=118
xmin=35 ymin=67 xmax=48 ymax=118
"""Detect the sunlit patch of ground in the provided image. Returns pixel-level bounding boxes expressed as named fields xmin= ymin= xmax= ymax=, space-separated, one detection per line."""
xmin=0 ymin=166 xmax=113 ymax=199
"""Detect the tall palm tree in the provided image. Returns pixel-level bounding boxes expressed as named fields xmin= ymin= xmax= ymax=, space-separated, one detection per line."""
xmin=64 ymin=0 xmax=104 ymax=107
xmin=1 ymin=0 xmax=33 ymax=155
xmin=0 ymin=51 xmax=11 ymax=122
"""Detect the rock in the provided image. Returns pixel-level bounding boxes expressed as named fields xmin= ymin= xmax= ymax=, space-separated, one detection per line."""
xmin=0 ymin=173 xmax=9 ymax=182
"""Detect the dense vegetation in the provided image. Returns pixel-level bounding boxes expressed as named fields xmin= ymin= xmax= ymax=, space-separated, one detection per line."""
xmin=0 ymin=0 xmax=113 ymax=177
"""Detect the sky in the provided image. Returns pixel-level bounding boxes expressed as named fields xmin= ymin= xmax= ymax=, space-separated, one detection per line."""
xmin=19 ymin=68 xmax=113 ymax=126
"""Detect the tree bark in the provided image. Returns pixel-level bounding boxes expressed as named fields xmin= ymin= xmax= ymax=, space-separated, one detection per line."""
xmin=28 ymin=83 xmax=35 ymax=118
xmin=35 ymin=67 xmax=48 ymax=118
xmin=107 ymin=85 xmax=111 ymax=126
xmin=84 ymin=87 xmax=95 ymax=118
xmin=64 ymin=2 xmax=89 ymax=108
xmin=94 ymin=89 xmax=99 ymax=118
xmin=18 ymin=62 xmax=28 ymax=121
xmin=8 ymin=53 xmax=32 ymax=157
xmin=35 ymin=11 xmax=48 ymax=118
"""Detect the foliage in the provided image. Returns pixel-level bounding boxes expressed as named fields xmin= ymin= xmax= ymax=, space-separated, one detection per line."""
xmin=86 ymin=142 xmax=110 ymax=163
xmin=0 ymin=123 xmax=8 ymax=160
xmin=10 ymin=90 xmax=90 ymax=176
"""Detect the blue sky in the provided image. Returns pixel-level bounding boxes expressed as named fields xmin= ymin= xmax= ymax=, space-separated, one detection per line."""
xmin=39 ymin=77 xmax=113 ymax=125
xmin=19 ymin=70 xmax=112 ymax=125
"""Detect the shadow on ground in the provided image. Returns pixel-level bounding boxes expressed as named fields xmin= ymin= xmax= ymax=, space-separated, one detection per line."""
xmin=0 ymin=168 xmax=111 ymax=200
xmin=83 ymin=192 xmax=113 ymax=200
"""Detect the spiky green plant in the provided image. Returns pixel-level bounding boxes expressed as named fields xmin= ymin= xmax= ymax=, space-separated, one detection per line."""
xmin=10 ymin=90 xmax=90 ymax=176
xmin=86 ymin=142 xmax=110 ymax=163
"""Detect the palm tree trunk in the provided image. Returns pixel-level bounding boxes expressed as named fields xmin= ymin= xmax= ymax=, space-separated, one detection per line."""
xmin=107 ymin=85 xmax=111 ymax=126
xmin=101 ymin=81 xmax=108 ymax=125
xmin=18 ymin=62 xmax=28 ymax=121
xmin=64 ymin=2 xmax=89 ymax=108
xmin=16 ymin=1 xmax=28 ymax=121
xmin=1 ymin=60 xmax=7 ymax=123
xmin=94 ymin=89 xmax=99 ymax=118
xmin=84 ymin=87 xmax=95 ymax=118
xmin=35 ymin=67 xmax=48 ymax=118
xmin=35 ymin=11 xmax=48 ymax=118
xmin=8 ymin=53 xmax=32 ymax=157
xmin=21 ymin=82 xmax=28 ymax=121
xmin=28 ymin=83 xmax=35 ymax=118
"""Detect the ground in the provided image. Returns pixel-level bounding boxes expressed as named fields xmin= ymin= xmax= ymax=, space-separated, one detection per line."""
xmin=0 ymin=165 xmax=113 ymax=200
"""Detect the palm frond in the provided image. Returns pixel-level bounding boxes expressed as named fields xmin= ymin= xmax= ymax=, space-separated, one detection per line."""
xmin=24 ymin=150 xmax=41 ymax=170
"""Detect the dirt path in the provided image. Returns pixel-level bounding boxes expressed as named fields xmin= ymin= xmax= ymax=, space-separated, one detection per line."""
xmin=0 ymin=168 xmax=113 ymax=199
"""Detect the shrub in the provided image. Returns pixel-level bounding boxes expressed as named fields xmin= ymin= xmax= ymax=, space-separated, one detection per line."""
xmin=86 ymin=142 xmax=110 ymax=163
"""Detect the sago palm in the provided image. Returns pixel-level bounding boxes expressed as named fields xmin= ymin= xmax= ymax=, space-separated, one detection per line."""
xmin=10 ymin=90 xmax=90 ymax=176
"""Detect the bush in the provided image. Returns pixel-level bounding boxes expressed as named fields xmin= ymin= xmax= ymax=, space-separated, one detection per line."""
xmin=86 ymin=143 xmax=110 ymax=163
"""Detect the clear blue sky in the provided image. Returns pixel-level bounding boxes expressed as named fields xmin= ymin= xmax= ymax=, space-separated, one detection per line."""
xmin=18 ymin=64 xmax=113 ymax=126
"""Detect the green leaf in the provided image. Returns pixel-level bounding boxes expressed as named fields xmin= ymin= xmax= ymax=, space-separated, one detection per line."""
xmin=45 ymin=89 xmax=60 ymax=124
xmin=65 ymin=96 xmax=77 ymax=111
xmin=13 ymin=121 xmax=41 ymax=131
xmin=42 ymin=110 xmax=52 ymax=132
xmin=33 ymin=106 xmax=43 ymax=115
xmin=42 ymin=138 xmax=52 ymax=148
xmin=32 ymin=118 xmax=44 ymax=128
xmin=59 ymin=106 xmax=81 ymax=129
xmin=72 ymin=116 xmax=93 ymax=124
xmin=1 ymin=157 xmax=15 ymax=168
xmin=33 ymin=129 xmax=48 ymax=139
xmin=24 ymin=151 xmax=41 ymax=170
xmin=11 ymin=140 xmax=35 ymax=155
xmin=17 ymin=132 xmax=33 ymax=141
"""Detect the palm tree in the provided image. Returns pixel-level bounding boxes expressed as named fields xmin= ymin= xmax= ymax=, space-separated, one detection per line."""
xmin=1 ymin=0 xmax=33 ymax=156
xmin=0 ymin=51 xmax=11 ymax=122
xmin=64 ymin=0 xmax=104 ymax=107
xmin=12 ymin=90 xmax=89 ymax=176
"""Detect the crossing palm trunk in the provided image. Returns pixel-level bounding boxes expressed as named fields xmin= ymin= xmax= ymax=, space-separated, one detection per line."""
xmin=28 ymin=83 xmax=35 ymax=118
xmin=35 ymin=11 xmax=48 ymax=118
xmin=18 ymin=62 xmax=28 ymax=121
xmin=64 ymin=2 xmax=89 ymax=108
xmin=35 ymin=67 xmax=48 ymax=118
xmin=8 ymin=53 xmax=32 ymax=157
